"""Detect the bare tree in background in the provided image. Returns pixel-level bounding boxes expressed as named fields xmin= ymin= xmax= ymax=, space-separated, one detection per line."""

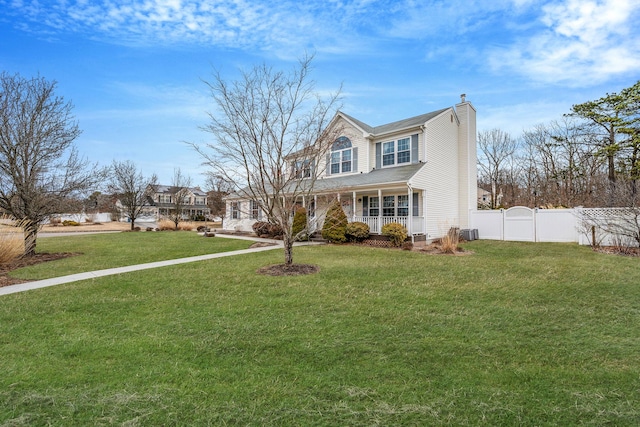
xmin=167 ymin=168 xmax=192 ymax=229
xmin=477 ymin=129 xmax=517 ymax=208
xmin=204 ymin=172 xmax=233 ymax=220
xmin=0 ymin=72 xmax=105 ymax=256
xmin=191 ymin=55 xmax=341 ymax=266
xmin=109 ymin=160 xmax=157 ymax=230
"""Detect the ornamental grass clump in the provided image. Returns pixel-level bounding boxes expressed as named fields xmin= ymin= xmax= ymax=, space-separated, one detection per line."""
xmin=381 ymin=222 xmax=408 ymax=247
xmin=345 ymin=221 xmax=370 ymax=242
xmin=0 ymin=216 xmax=26 ymax=264
xmin=158 ymin=219 xmax=176 ymax=230
xmin=321 ymin=199 xmax=348 ymax=243
xmin=440 ymin=227 xmax=460 ymax=254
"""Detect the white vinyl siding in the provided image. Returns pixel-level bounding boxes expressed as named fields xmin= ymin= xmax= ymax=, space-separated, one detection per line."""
xmin=423 ymin=109 xmax=460 ymax=238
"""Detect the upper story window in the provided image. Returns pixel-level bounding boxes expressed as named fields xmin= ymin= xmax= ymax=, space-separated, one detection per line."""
xmin=376 ymin=134 xmax=418 ymax=168
xmin=293 ymin=159 xmax=312 ymax=179
xmin=382 ymin=137 xmax=411 ymax=167
xmin=330 ymin=136 xmax=355 ymax=174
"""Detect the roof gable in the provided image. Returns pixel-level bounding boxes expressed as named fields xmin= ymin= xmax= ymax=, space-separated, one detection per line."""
xmin=336 ymin=108 xmax=451 ymax=138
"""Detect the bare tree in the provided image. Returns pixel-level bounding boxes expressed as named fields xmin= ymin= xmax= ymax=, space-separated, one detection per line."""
xmin=191 ymin=55 xmax=341 ymax=265
xmin=522 ymin=119 xmax=607 ymax=207
xmin=477 ymin=129 xmax=517 ymax=208
xmin=0 ymin=72 xmax=105 ymax=256
xmin=166 ymin=168 xmax=192 ymax=229
xmin=204 ymin=172 xmax=233 ymax=219
xmin=109 ymin=160 xmax=157 ymax=230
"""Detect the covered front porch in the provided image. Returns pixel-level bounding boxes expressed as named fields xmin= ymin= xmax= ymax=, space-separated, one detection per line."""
xmin=305 ymin=186 xmax=426 ymax=236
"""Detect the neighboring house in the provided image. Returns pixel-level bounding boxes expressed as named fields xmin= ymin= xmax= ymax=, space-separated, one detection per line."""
xmin=477 ymin=186 xmax=503 ymax=209
xmin=224 ymin=94 xmax=477 ymax=240
xmin=145 ymin=185 xmax=211 ymax=220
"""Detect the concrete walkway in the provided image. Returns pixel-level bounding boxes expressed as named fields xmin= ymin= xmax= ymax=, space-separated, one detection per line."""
xmin=1 ymin=234 xmax=320 ymax=296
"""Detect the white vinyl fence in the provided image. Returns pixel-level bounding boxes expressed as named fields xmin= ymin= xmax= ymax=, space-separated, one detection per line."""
xmin=469 ymin=207 xmax=639 ymax=246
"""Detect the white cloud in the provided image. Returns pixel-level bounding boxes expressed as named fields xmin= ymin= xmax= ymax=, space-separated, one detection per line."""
xmin=489 ymin=0 xmax=640 ymax=86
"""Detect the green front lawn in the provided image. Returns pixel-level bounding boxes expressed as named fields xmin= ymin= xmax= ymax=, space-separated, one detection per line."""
xmin=1 ymin=240 xmax=639 ymax=425
xmin=10 ymin=231 xmax=252 ymax=280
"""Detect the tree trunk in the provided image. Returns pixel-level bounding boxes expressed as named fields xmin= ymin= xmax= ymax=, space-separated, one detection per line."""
xmin=23 ymin=222 xmax=39 ymax=257
xmin=130 ymin=219 xmax=135 ymax=230
xmin=283 ymin=234 xmax=294 ymax=265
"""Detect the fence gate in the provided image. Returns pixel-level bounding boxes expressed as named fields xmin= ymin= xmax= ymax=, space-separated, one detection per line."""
xmin=503 ymin=206 xmax=535 ymax=242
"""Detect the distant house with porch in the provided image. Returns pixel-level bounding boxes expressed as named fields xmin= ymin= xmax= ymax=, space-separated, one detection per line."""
xmin=146 ymin=185 xmax=210 ymax=220
xmin=223 ymin=95 xmax=477 ymax=240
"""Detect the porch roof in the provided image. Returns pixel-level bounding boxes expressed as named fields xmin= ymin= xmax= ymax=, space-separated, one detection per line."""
xmin=226 ymin=163 xmax=425 ymax=200
xmin=311 ymin=163 xmax=425 ymax=193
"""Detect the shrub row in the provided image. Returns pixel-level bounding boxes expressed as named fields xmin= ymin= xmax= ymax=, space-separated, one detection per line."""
xmin=252 ymin=221 xmax=283 ymax=239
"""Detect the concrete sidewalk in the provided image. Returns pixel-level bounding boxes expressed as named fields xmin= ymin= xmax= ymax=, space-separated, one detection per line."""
xmin=1 ymin=235 xmax=319 ymax=296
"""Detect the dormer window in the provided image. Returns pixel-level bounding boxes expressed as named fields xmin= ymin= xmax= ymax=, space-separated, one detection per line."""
xmin=329 ymin=136 xmax=356 ymax=175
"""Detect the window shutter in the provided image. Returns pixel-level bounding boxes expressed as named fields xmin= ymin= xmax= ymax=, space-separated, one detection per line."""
xmin=412 ymin=193 xmax=419 ymax=216
xmin=362 ymin=196 xmax=369 ymax=216
xmin=326 ymin=154 xmax=331 ymax=176
xmin=258 ymin=202 xmax=263 ymax=220
xmin=411 ymin=134 xmax=419 ymax=163
xmin=375 ymin=143 xmax=381 ymax=169
xmin=352 ymin=147 xmax=358 ymax=172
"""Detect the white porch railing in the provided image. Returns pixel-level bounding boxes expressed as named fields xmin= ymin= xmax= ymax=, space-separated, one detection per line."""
xmin=352 ymin=216 xmax=424 ymax=235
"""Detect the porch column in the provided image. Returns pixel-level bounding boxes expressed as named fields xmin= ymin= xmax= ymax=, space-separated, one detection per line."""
xmin=407 ymin=185 xmax=413 ymax=238
xmin=352 ymin=191 xmax=357 ymax=221
xmin=378 ymin=188 xmax=382 ymax=233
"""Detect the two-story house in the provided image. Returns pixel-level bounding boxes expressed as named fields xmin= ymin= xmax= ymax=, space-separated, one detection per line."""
xmin=146 ymin=185 xmax=210 ymax=220
xmin=223 ymin=95 xmax=477 ymax=240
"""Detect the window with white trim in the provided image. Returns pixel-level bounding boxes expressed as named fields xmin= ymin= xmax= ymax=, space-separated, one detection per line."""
xmin=382 ymin=137 xmax=411 ymax=167
xmin=230 ymin=202 xmax=240 ymax=219
xmin=397 ymin=195 xmax=409 ymax=216
xmin=369 ymin=197 xmax=379 ymax=217
xmin=294 ymin=159 xmax=312 ymax=178
xmin=250 ymin=200 xmax=260 ymax=220
xmin=383 ymin=196 xmax=395 ymax=216
xmin=330 ymin=136 xmax=352 ymax=174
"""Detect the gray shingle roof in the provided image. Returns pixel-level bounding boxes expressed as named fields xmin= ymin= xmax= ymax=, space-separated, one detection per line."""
xmin=340 ymin=108 xmax=449 ymax=136
xmin=308 ymin=163 xmax=426 ymax=193
xmin=226 ymin=163 xmax=426 ymax=199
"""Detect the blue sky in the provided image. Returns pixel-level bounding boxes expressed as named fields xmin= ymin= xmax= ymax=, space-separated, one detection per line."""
xmin=1 ymin=0 xmax=639 ymax=188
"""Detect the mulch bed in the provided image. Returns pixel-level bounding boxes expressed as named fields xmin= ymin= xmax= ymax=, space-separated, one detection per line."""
xmin=257 ymin=263 xmax=320 ymax=276
xmin=0 ymin=253 xmax=78 ymax=288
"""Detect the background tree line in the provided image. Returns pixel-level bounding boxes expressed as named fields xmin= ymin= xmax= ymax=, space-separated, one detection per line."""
xmin=478 ymin=81 xmax=640 ymax=209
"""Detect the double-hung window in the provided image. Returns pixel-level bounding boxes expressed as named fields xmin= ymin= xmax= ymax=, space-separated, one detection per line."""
xmin=383 ymin=196 xmax=395 ymax=216
xmin=249 ymin=200 xmax=260 ymax=220
xmin=294 ymin=159 xmax=312 ymax=178
xmin=369 ymin=197 xmax=379 ymax=217
xmin=230 ymin=202 xmax=240 ymax=219
xmin=397 ymin=195 xmax=409 ymax=216
xmin=376 ymin=134 xmax=417 ymax=168
xmin=396 ymin=138 xmax=411 ymax=164
xmin=382 ymin=138 xmax=411 ymax=166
